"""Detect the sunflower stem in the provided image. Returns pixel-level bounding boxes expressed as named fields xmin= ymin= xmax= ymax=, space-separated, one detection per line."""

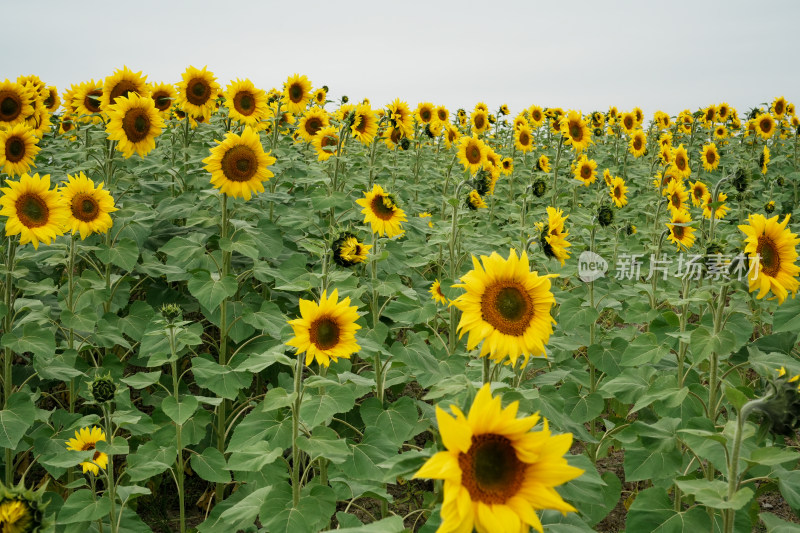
xmin=167 ymin=322 xmax=186 ymax=533
xmin=102 ymin=404 xmax=118 ymax=533
xmin=3 ymin=238 xmax=16 ymax=486
xmin=550 ymin=135 xmax=564 ymax=208
xmin=291 ymin=352 xmax=304 ymax=507
xmin=215 ymin=194 xmax=230 ymax=504
xmin=482 ymin=356 xmax=491 ymax=385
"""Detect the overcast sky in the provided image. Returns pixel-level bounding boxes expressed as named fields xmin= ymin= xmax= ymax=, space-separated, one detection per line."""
xmin=4 ymin=0 xmax=799 ymax=120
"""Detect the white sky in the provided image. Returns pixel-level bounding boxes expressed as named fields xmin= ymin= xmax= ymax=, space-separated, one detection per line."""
xmin=4 ymin=0 xmax=800 ymax=120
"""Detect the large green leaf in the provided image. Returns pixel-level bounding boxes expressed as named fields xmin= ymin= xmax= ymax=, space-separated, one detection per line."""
xmin=627 ymin=486 xmax=711 ymax=532
xmin=187 ymin=270 xmax=238 ymax=310
xmin=192 ymin=356 xmax=251 ymax=400
xmin=57 ymin=490 xmax=112 ymax=524
xmin=161 ymin=395 xmax=199 ymax=426
xmin=0 ymin=391 xmax=36 ymax=449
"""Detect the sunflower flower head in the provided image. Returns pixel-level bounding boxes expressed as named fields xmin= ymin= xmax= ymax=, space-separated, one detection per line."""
xmin=286 ymin=289 xmax=361 ymax=367
xmin=413 ymin=384 xmax=583 ymax=533
xmin=0 ymin=480 xmax=49 ymax=533
xmin=430 ymin=280 xmax=448 ymax=305
xmin=0 ymin=173 xmax=68 ymax=249
xmin=467 ymin=189 xmax=487 ymax=210
xmin=65 ymin=426 xmax=109 ymax=475
xmin=203 ymin=126 xmax=276 ymax=201
xmin=0 ymin=123 xmax=40 ymax=177
xmin=356 ymin=184 xmax=407 ymax=238
xmin=60 ymin=172 xmax=117 ymax=240
xmin=738 ymin=213 xmax=800 ymax=304
xmin=332 ymin=231 xmax=371 ymax=267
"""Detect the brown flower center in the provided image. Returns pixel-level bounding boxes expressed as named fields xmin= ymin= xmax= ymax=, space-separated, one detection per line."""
xmin=370 ymin=194 xmax=396 ymax=220
xmin=458 ymin=434 xmax=525 ymax=504
xmin=437 ymin=109 xmax=447 ymax=121
xmin=304 ymin=117 xmax=323 ymax=137
xmin=480 ymin=281 xmax=534 ymax=336
xmin=420 ymin=108 xmax=432 ymax=122
xmin=614 ymin=186 xmax=622 ymax=199
xmin=673 ymin=225 xmax=685 ymax=238
xmin=633 ymin=137 xmax=643 ymax=150
xmin=569 ymin=122 xmax=582 ymax=141
xmin=152 ymin=91 xmax=172 ymax=111
xmin=288 ymin=83 xmax=304 ymax=103
xmin=671 ymin=193 xmax=681 ymax=208
xmin=220 ymin=145 xmax=258 ymax=182
xmin=71 ymin=193 xmax=100 ymax=222
xmin=187 ymin=78 xmax=211 ymax=106
xmin=0 ymin=91 xmax=22 ymax=122
xmin=474 ymin=114 xmax=485 ymax=129
xmin=466 ymin=142 xmax=482 ymax=164
xmin=309 ymin=317 xmax=340 ymax=350
xmin=122 ymin=108 xmax=151 ymax=143
xmin=5 ymin=136 xmax=25 ymax=162
xmin=518 ymin=131 xmax=530 ymax=146
xmin=109 ymin=80 xmax=139 ymax=104
xmin=760 ymin=118 xmax=773 ymax=133
xmin=706 ymin=150 xmax=716 ymax=164
xmin=233 ymin=91 xmax=255 ymax=115
xmin=676 ymin=154 xmax=686 ymax=170
xmin=757 ymin=236 xmax=780 ymax=277
xmin=84 ymin=89 xmax=102 ymax=114
xmin=320 ymin=132 xmax=338 ymax=153
xmin=15 ymin=193 xmax=49 ymax=228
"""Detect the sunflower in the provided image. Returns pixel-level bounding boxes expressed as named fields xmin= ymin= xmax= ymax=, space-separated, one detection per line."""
xmin=560 ymin=110 xmax=591 ymax=152
xmin=430 ymin=280 xmax=448 ymax=305
xmin=536 ymin=154 xmax=550 ymax=173
xmin=703 ymin=192 xmax=730 ymax=220
xmin=739 ymin=214 xmax=800 ymax=303
xmin=387 ymin=98 xmax=414 ymax=138
xmin=451 ymin=249 xmax=557 ymax=365
xmin=629 ymin=129 xmax=647 ymax=157
xmin=538 ymin=207 xmax=571 ymax=266
xmin=0 ymin=498 xmax=36 ymax=533
xmin=415 ymin=102 xmax=434 ymax=124
xmin=58 ymin=113 xmax=77 ymax=137
xmin=149 ymin=82 xmax=177 ymax=117
xmin=434 ymin=105 xmax=450 ymax=126
xmin=714 ymin=125 xmax=727 ymax=139
xmin=286 ymin=289 xmax=360 ymax=367
xmin=60 ymin=172 xmax=117 ymax=240
xmin=573 ymin=155 xmax=597 ymax=186
xmin=467 ymin=190 xmax=487 ymax=210
xmin=700 ymin=143 xmax=720 ymax=172
xmin=443 ymin=124 xmax=461 ymax=149
xmin=772 ymin=96 xmax=788 ymax=118
xmin=609 ymin=176 xmax=628 ymax=207
xmin=690 ymin=181 xmax=709 ymax=207
xmin=0 ymin=123 xmax=40 ymax=176
xmin=312 ymin=126 xmax=339 ymax=161
xmin=297 ymin=107 xmax=330 ymax=143
xmin=717 ymin=102 xmax=731 ymax=122
xmin=602 ymin=168 xmax=613 ymax=186
xmin=458 ymin=136 xmax=488 ymax=174
xmin=471 ymin=109 xmax=489 ymax=134
xmin=25 ymin=99 xmax=51 ymax=139
xmin=224 ymin=79 xmax=268 ymax=127
xmin=761 ymin=146 xmax=770 ymax=175
xmin=65 ymin=426 xmax=109 ymax=475
xmin=277 ymin=74 xmax=310 ymax=115
xmin=666 ymin=209 xmax=696 ymax=251
xmin=42 ymin=85 xmax=60 ymax=113
xmin=313 ymin=87 xmax=327 ymax=106
xmin=414 ymin=383 xmax=583 ymax=533
xmin=514 ymin=125 xmax=534 ymax=153
xmin=332 ymin=231 xmax=371 ymax=267
xmin=383 ymin=126 xmax=404 ymax=150
xmin=0 ymin=80 xmax=34 ymax=128
xmin=670 ymin=144 xmax=691 ymax=179
xmin=702 ymin=105 xmax=717 ymax=126
xmin=203 ymin=126 xmax=276 ymax=201
xmin=176 ymin=66 xmax=220 ymax=121
xmin=356 ymin=184 xmax=407 ymax=238
xmin=474 ymin=102 xmax=489 ymax=113
xmin=654 ymin=110 xmax=671 ymax=129
xmin=501 ymin=158 xmax=514 ymax=175
xmin=101 ymin=66 xmax=149 ymax=112
xmin=755 ymin=113 xmax=776 ymax=140
xmin=528 ymin=105 xmax=544 ymax=127
xmin=71 ymin=80 xmax=104 ymax=119
xmin=664 ymin=180 xmax=689 ymax=214
xmin=619 ymin=111 xmax=636 ymax=134
xmin=0 ymin=173 xmax=67 ymax=249
xmin=351 ymin=104 xmax=378 ymax=145
xmin=513 ymin=114 xmax=529 ymax=131
xmin=105 ymin=93 xmax=164 ymax=158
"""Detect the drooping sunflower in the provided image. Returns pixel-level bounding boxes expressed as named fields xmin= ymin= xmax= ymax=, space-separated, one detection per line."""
xmin=43 ymin=85 xmax=60 ymax=113
xmin=148 ymin=82 xmax=177 ymax=117
xmin=700 ymin=142 xmax=720 ymax=172
xmin=755 ymin=113 xmax=776 ymax=140
xmin=471 ymin=109 xmax=489 ymax=134
xmin=536 ymin=154 xmax=550 ymax=173
xmin=538 ymin=206 xmax=571 ymax=266
xmin=701 ymin=105 xmax=717 ymax=126
xmin=501 ymin=157 xmax=514 ymax=175
xmin=286 ymin=289 xmax=360 ymax=367
xmin=71 ymin=80 xmax=104 ymax=119
xmin=629 ymin=129 xmax=647 ymax=157
xmin=101 ymin=66 xmax=149 ymax=112
xmin=670 ymin=144 xmax=691 ymax=179
xmin=351 ymin=104 xmax=378 ymax=145
xmin=664 ymin=180 xmax=690 ymax=214
xmin=224 ymin=79 xmax=268 ymax=127
xmin=466 ymin=189 xmax=487 ymax=210
xmin=60 ymin=172 xmax=117 ymax=240
xmin=105 ymin=93 xmax=165 ymax=158
xmin=443 ymin=124 xmax=461 ymax=149
xmin=0 ymin=80 xmax=34 ymax=128
xmin=356 ymin=184 xmax=407 ymax=238
xmin=560 ymin=110 xmax=591 ymax=152
xmin=573 ymin=154 xmax=597 ymax=186
xmin=280 ymin=73 xmax=311 ymax=115
xmin=414 ymin=383 xmax=583 ymax=533
xmin=666 ymin=209 xmax=696 ymax=251
xmin=0 ymin=497 xmax=38 ymax=533
xmin=514 ymin=125 xmax=534 ymax=153
xmin=609 ymin=176 xmax=628 ymax=207
xmin=458 ymin=136 xmax=488 ymax=174
xmin=332 ymin=232 xmax=371 ymax=267
xmin=451 ymin=249 xmax=557 ymax=366
xmin=739 ymin=214 xmax=800 ymax=304
xmin=387 ymin=98 xmax=414 ymax=138
xmin=759 ymin=145 xmax=770 ymax=175
xmin=703 ymin=192 xmax=730 ymax=220
xmin=690 ymin=181 xmax=709 ymax=207
xmin=203 ymin=126 xmax=276 ymax=201
xmin=65 ymin=426 xmax=109 ymax=476
xmin=296 ymin=107 xmax=330 ymax=144
xmin=176 ymin=66 xmax=220 ymax=121
xmin=430 ymin=280 xmax=448 ymax=305
xmin=0 ymin=173 xmax=68 ymax=249
xmin=0 ymin=123 xmax=40 ymax=176
xmin=25 ymin=99 xmax=51 ymax=138
xmin=312 ymin=126 xmax=339 ymax=161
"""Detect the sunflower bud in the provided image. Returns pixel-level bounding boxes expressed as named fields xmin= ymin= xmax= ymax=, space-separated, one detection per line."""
xmin=598 ymin=206 xmax=614 ymax=227
xmin=626 ymin=223 xmax=637 ymax=235
xmin=322 ymin=85 xmax=329 ymax=93
xmin=532 ymin=178 xmax=547 ymax=198
xmin=765 ymin=201 xmax=776 ymax=213
xmin=593 ymin=127 xmax=603 ymax=137
xmin=341 ymin=95 xmax=349 ymax=104
xmin=399 ymin=137 xmax=411 ymax=151
xmin=776 ymin=175 xmax=785 ymax=187
xmin=90 ymin=373 xmax=116 ymax=404
xmin=424 ymin=124 xmax=434 ymax=139
xmin=160 ymin=303 xmax=182 ymax=324
xmin=488 ymin=114 xmax=496 ymax=124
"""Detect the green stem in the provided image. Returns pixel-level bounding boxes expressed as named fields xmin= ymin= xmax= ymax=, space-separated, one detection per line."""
xmin=724 ymin=399 xmax=763 ymax=533
xmin=708 ymin=284 xmax=729 ymax=425
xmin=550 ymin=135 xmax=564 ymax=207
xmin=291 ymin=353 xmax=304 ymax=507
xmin=102 ymin=405 xmax=118 ymax=533
xmin=167 ymin=325 xmax=186 ymax=533
xmin=216 ymin=194 xmax=230 ymax=504
xmin=448 ymin=180 xmax=470 ymax=354
xmin=3 ymin=238 xmax=16 ymax=486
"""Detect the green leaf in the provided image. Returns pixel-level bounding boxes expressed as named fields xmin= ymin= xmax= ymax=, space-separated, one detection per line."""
xmin=121 ymin=371 xmax=161 ymax=389
xmin=747 ymin=447 xmax=800 ymax=467
xmin=161 ymin=395 xmax=199 ymax=426
xmin=777 ymin=469 xmax=800 ymax=508
xmin=621 ymin=333 xmax=668 ymax=366
xmin=191 ymin=447 xmax=231 ymax=483
xmin=300 ymin=381 xmax=357 ymax=427
xmin=690 ymin=326 xmax=736 ymax=363
xmin=96 ymin=436 xmax=129 ymax=457
xmin=116 ymin=485 xmax=151 ymax=504
xmin=675 ymin=479 xmax=754 ymax=510
xmin=359 ymin=396 xmax=419 ymax=446
xmin=57 ymin=490 xmax=112 ymax=524
xmin=192 ymin=356 xmax=251 ymax=400
xmin=125 ymin=441 xmax=175 ymax=482
xmin=227 ymin=441 xmax=282 ymax=471
xmin=218 ymin=486 xmax=272 ymax=526
xmin=624 ymin=448 xmax=683 ymax=482
xmin=0 ymin=392 xmax=36 ymax=449
xmin=188 ymin=270 xmax=238 ymax=310
xmin=627 ymin=486 xmax=712 ymax=532
xmin=34 ymin=349 xmax=85 ymax=381
xmin=95 ymin=238 xmax=139 ymax=271
xmin=560 ymin=382 xmax=604 ymax=424
xmin=296 ymin=426 xmax=352 ymax=464
xmin=759 ymin=512 xmax=800 ymax=532
xmin=1 ymin=323 xmax=55 ymax=358
xmin=335 ymin=516 xmax=406 ymax=533
xmin=772 ymin=296 xmax=800 ymax=333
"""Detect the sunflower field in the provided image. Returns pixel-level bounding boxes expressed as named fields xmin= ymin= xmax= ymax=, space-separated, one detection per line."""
xmin=0 ymin=68 xmax=799 ymax=533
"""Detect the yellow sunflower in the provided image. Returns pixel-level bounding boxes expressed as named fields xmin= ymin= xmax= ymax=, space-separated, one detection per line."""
xmin=629 ymin=129 xmax=647 ymax=157
xmin=666 ymin=209 xmax=696 ymax=251
xmin=416 ymin=102 xmax=435 ymax=124
xmin=312 ymin=126 xmax=339 ymax=161
xmin=332 ymin=232 xmax=371 ymax=267
xmin=573 ymin=155 xmax=597 ymax=186
xmin=25 ymin=99 xmax=51 ymax=138
xmin=0 ymin=498 xmax=36 ymax=532
xmin=670 ymin=144 xmax=691 ymax=179
xmin=467 ymin=189 xmax=487 ymax=210
xmin=451 ymin=249 xmax=557 ymax=366
xmin=356 ymin=184 xmax=407 ymax=238
xmin=538 ymin=207 xmax=571 ymax=266
xmin=762 ymin=146 xmax=770 ymax=175
xmin=148 ymin=82 xmax=177 ymax=117
xmin=443 ymin=124 xmax=461 ymax=149
xmin=0 ymin=173 xmax=68 ymax=248
xmin=700 ymin=143 xmax=720 ymax=172
xmin=755 ymin=113 xmax=776 ymax=140
xmin=351 ymin=104 xmax=378 ymax=145
xmin=458 ymin=136 xmax=488 ymax=174
xmin=739 ymin=214 xmax=800 ymax=303
xmin=0 ymin=80 xmax=35 ymax=128
xmin=60 ymin=172 xmax=117 ymax=240
xmin=203 ymin=126 xmax=276 ymax=201
xmin=430 ymin=280 xmax=448 ymax=305
xmin=537 ymin=155 xmax=550 ymax=173
xmin=281 ymin=73 xmax=312 ymax=114
xmin=528 ymin=105 xmax=545 ymax=127
xmin=654 ymin=110 xmax=671 ymax=129
xmin=105 ymin=93 xmax=165 ymax=158
xmin=609 ymin=176 xmax=628 ymax=207
xmin=387 ymin=98 xmax=414 ymax=138
xmin=43 ymin=85 xmax=60 ymax=113
xmin=772 ymin=96 xmax=788 ymax=118
xmin=71 ymin=80 xmax=104 ymax=119
xmin=514 ymin=125 xmax=534 ymax=153
xmin=501 ymin=158 xmax=514 ymax=175
xmin=297 ymin=107 xmax=330 ymax=143
xmin=717 ymin=103 xmax=730 ymax=122
xmin=471 ymin=109 xmax=489 ymax=134
xmin=286 ymin=289 xmax=361 ymax=367
xmin=176 ymin=65 xmax=220 ymax=121
xmin=714 ymin=125 xmax=727 ymax=139
xmin=434 ymin=105 xmax=450 ymax=126
xmin=664 ymin=180 xmax=689 ymax=214
xmin=703 ymin=192 xmax=729 ymax=220
xmin=690 ymin=181 xmax=709 ymax=207
xmin=702 ymin=105 xmax=717 ymax=126
xmin=0 ymin=123 xmax=40 ymax=176
xmin=313 ymin=87 xmax=327 ymax=106
xmin=65 ymin=426 xmax=109 ymax=476
xmin=224 ymin=79 xmax=268 ymax=127
xmin=413 ymin=383 xmax=583 ymax=533
xmin=619 ymin=111 xmax=636 ymax=134
xmin=560 ymin=110 xmax=591 ymax=152
xmin=101 ymin=66 xmax=149 ymax=111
